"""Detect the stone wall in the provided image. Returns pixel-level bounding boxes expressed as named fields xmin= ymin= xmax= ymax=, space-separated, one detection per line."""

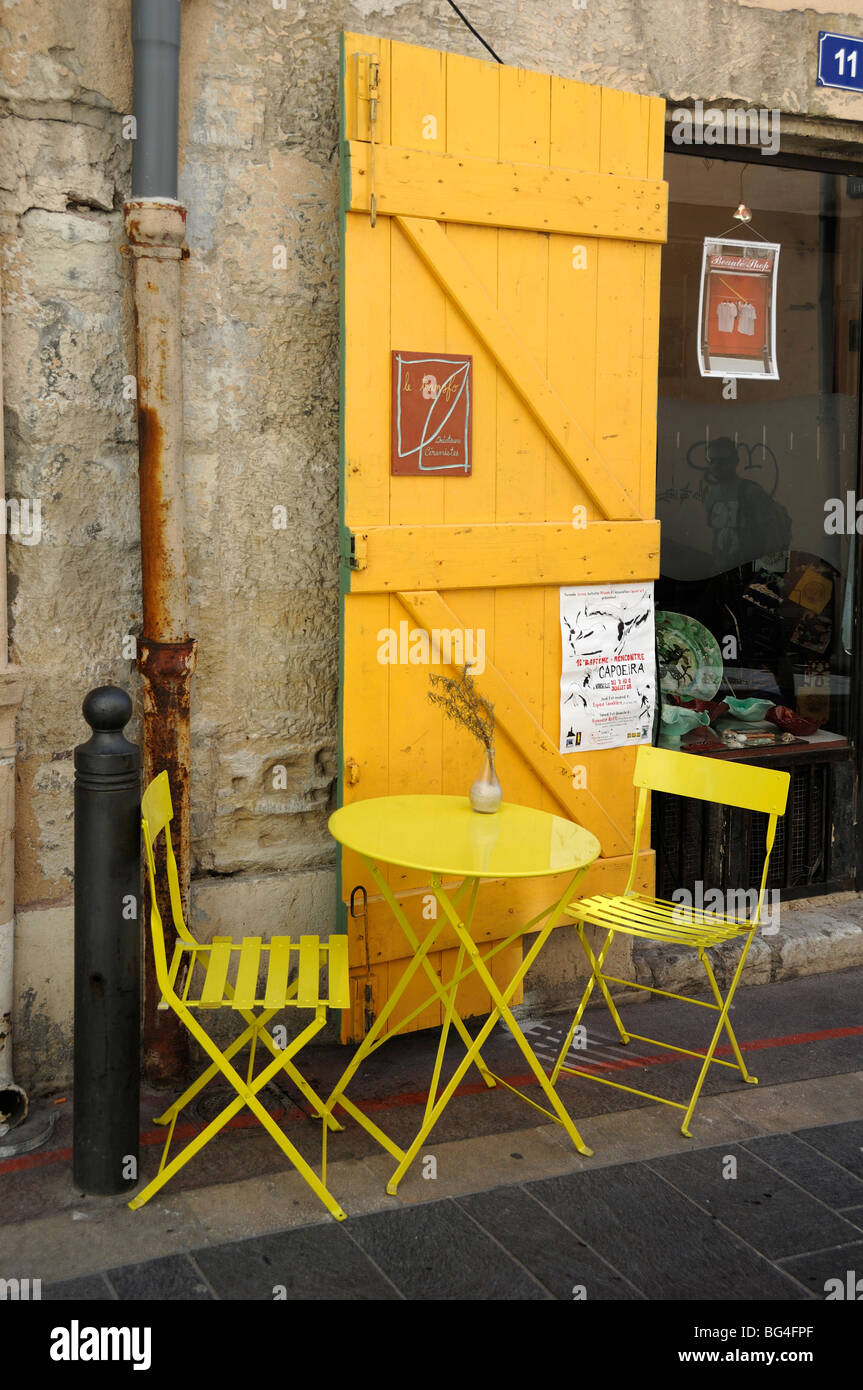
xmin=2 ymin=0 xmax=862 ymax=1090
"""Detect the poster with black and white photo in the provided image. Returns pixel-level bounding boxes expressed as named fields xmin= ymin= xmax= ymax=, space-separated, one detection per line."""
xmin=560 ymin=583 xmax=656 ymax=753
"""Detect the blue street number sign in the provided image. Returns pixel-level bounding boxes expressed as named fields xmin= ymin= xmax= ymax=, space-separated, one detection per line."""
xmin=818 ymin=31 xmax=863 ymax=93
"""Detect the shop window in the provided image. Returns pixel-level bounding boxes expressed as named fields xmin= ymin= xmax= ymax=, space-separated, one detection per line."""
xmin=656 ymin=154 xmax=863 ymax=755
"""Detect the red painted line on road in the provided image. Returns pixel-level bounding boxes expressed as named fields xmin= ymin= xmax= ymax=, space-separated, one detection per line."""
xmin=2 ymin=1024 xmax=861 ymax=1176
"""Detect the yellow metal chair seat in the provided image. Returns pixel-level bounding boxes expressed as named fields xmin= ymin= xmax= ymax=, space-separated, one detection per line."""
xmin=130 ymin=770 xmax=349 ymax=1220
xmin=159 ymin=934 xmax=349 ymax=1014
xmin=552 ymin=745 xmax=790 ymax=1138
xmin=566 ymin=893 xmax=749 ymax=950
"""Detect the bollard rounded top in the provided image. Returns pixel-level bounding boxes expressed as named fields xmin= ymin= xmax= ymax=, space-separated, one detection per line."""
xmin=76 ymin=686 xmax=139 ymax=783
xmin=82 ymin=686 xmax=133 ymax=733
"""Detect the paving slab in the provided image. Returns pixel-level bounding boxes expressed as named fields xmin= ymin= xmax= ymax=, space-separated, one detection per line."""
xmin=345 ymin=1200 xmax=550 ymax=1301
xmin=193 ymin=1223 xmax=402 ymax=1302
xmin=793 ymin=1119 xmax=863 ymax=1179
xmin=456 ymin=1186 xmax=644 ymax=1300
xmin=647 ymin=1144 xmax=862 ymax=1261
xmin=524 ymin=1163 xmax=812 ymax=1301
xmin=107 ymin=1254 xmax=214 ymax=1302
xmin=777 ymin=1241 xmax=863 ymax=1299
xmin=42 ymin=1272 xmax=114 ymax=1301
xmin=741 ymin=1132 xmax=863 ymax=1208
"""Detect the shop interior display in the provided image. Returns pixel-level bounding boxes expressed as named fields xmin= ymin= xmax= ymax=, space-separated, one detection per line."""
xmin=656 ymin=599 xmax=831 ymax=754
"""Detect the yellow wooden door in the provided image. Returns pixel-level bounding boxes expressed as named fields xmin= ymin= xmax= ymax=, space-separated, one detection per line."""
xmin=339 ymin=31 xmax=666 ymax=1042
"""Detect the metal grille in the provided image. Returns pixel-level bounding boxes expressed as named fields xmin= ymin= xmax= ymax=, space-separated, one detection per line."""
xmin=653 ymin=757 xmax=840 ymax=902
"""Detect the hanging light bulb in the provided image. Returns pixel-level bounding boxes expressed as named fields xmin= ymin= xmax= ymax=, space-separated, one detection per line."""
xmin=734 ymin=202 xmax=752 ymax=222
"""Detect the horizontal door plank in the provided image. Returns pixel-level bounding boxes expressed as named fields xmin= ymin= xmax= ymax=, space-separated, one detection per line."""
xmin=347 ymin=142 xmax=668 ymax=243
xmin=348 ymin=520 xmax=660 ymax=591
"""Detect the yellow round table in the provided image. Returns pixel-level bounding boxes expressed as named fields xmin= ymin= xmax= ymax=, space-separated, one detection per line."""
xmin=323 ymin=795 xmax=601 ymax=1194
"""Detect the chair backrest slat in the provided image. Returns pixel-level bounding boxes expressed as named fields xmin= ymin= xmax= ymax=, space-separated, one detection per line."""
xmin=633 ymin=745 xmax=790 ymax=815
xmin=141 ymin=770 xmax=196 ymax=944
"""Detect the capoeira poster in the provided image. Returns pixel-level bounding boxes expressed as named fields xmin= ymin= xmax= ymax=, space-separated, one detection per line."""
xmin=697 ymin=237 xmax=780 ymax=380
xmin=560 ymin=583 xmax=656 ymax=753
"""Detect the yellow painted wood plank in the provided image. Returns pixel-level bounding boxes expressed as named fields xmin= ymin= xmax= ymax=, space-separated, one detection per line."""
xmin=550 ymin=76 xmax=602 ymax=172
xmin=344 ymin=213 xmax=391 ymax=528
xmin=445 ymin=49 xmax=501 ymax=161
xmin=443 ymin=53 xmax=499 ymax=533
xmin=646 ymin=93 xmax=667 ymax=181
xmin=599 ymin=87 xmax=652 ymax=177
xmin=545 ymin=71 xmax=606 ymax=821
xmin=390 ymin=38 xmax=447 ymax=152
xmin=199 ymin=936 xmax=232 ymax=1008
xmin=297 ymin=935 xmax=322 ymax=1009
xmin=641 ymin=97 xmax=664 ymax=520
xmin=546 ymin=77 xmax=601 ymax=524
xmin=594 ymin=237 xmax=647 ymax=518
xmin=348 ymin=521 xmax=660 ymax=592
xmin=327 ymin=934 xmax=351 ymax=1010
xmin=487 ymin=940 xmax=526 ymax=1010
xmin=347 ymin=143 xmax=668 ymax=243
xmin=500 ymin=62 xmax=550 ymax=163
xmin=263 ymin=936 xmax=293 ymax=1010
xmin=389 ymin=228 xmax=447 ymax=531
xmin=386 ymin=949 xmax=442 ymax=1033
xmin=395 ymin=215 xmax=641 ymax=521
xmin=438 ymin=53 xmax=500 ymax=883
xmin=640 ymin=246 xmax=662 ymax=517
xmin=494 ymin=62 xmax=549 ymax=821
xmin=439 ymin=938 xmax=492 ymax=1022
xmin=234 ymin=937 xmax=262 ymax=1010
xmin=397 ymin=589 xmax=632 ymax=854
xmin=341 ymin=593 xmax=390 ymax=894
xmin=384 ymin=583 xmax=442 ymax=900
xmin=385 ymin=29 xmax=448 ymax=903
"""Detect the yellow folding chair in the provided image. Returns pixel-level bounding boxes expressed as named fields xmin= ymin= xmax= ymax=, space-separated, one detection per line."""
xmin=129 ymin=771 xmax=350 ymax=1219
xmin=551 ymin=745 xmax=790 ymax=1136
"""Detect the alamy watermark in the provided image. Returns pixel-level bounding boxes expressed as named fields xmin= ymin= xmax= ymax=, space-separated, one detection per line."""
xmin=377 ymin=621 xmax=485 ymax=674
xmin=671 ymin=101 xmax=780 ymax=157
xmin=0 ymin=1276 xmax=41 ymax=1300
xmin=2 ymin=497 xmax=41 ymax=545
xmin=50 ymin=1322 xmax=151 ymax=1371
xmin=671 ymin=881 xmax=780 ymax=936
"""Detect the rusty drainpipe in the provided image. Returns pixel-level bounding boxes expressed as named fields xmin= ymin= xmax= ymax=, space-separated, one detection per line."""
xmin=0 ymin=261 xmax=28 ymax=1133
xmin=124 ymin=0 xmax=193 ymax=1085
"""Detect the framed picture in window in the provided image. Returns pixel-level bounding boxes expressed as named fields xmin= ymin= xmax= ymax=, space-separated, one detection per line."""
xmin=697 ymin=237 xmax=781 ymax=380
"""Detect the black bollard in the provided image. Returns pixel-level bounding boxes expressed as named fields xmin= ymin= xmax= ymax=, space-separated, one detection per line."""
xmin=73 ymin=686 xmax=141 ymax=1194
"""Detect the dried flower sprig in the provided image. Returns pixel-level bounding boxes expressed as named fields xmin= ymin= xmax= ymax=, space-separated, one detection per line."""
xmin=428 ymin=665 xmax=495 ymax=753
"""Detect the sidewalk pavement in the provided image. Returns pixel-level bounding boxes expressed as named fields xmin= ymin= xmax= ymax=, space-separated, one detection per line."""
xmin=3 ymin=967 xmax=862 ymax=1301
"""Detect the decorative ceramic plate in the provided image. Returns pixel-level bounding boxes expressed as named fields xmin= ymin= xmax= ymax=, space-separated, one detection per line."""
xmin=656 ymin=611 xmax=724 ymax=701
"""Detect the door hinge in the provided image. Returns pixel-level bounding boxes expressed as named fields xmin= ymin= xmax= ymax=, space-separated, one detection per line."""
xmin=347 ymin=532 xmax=367 ymax=571
xmin=345 ymin=758 xmax=361 ymax=785
xmin=353 ymin=52 xmax=380 ymax=226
